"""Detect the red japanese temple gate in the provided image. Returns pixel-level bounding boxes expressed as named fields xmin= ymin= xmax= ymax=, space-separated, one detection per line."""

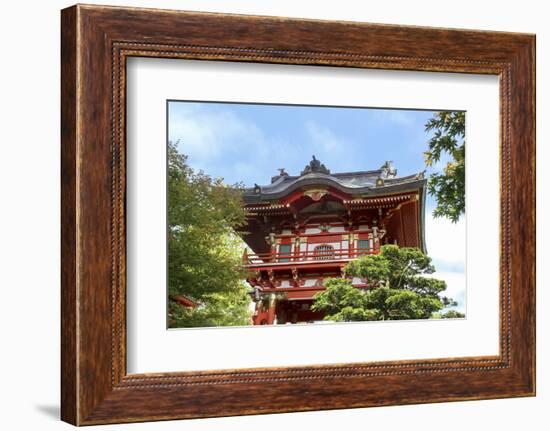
xmin=241 ymin=157 xmax=427 ymax=325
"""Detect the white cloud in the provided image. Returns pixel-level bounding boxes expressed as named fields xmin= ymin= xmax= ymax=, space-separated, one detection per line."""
xmin=372 ymin=109 xmax=416 ymax=127
xmin=424 ymin=213 xmax=466 ymax=312
xmin=429 ymin=270 xmax=466 ymax=312
xmin=425 ymin=213 xmax=465 ymax=272
xmin=169 ymin=105 xmax=267 ymax=164
xmin=168 ymin=104 xmax=357 ymax=185
xmin=168 ymin=104 xmax=290 ymax=185
xmin=304 ymin=121 xmax=345 ymax=152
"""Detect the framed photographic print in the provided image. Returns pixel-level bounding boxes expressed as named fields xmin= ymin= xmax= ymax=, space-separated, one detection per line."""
xmin=61 ymin=4 xmax=535 ymax=425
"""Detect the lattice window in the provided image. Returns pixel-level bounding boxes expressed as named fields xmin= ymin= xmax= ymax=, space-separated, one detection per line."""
xmin=314 ymin=244 xmax=335 ymax=260
xmin=357 ymin=239 xmax=370 ymax=255
xmin=278 ymin=244 xmax=292 ymax=262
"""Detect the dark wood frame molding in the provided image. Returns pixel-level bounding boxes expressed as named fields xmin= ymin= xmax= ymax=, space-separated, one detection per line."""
xmin=61 ymin=4 xmax=536 ymax=425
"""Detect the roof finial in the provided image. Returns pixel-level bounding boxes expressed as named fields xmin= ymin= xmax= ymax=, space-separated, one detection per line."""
xmin=415 ymin=169 xmax=426 ymax=180
xmin=380 ymin=160 xmax=397 ymax=178
xmin=271 ymin=167 xmax=289 ymax=183
xmin=301 ymin=155 xmax=330 ymax=175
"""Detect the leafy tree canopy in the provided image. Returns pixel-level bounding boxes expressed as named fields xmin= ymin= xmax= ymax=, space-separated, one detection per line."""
xmin=432 ymin=309 xmax=466 ymax=319
xmin=167 ymin=141 xmax=252 ymax=328
xmin=424 ymin=111 xmax=465 ymax=223
xmin=312 ymin=245 xmax=460 ymax=322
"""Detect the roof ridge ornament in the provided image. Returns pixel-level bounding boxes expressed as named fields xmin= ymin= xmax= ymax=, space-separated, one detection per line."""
xmin=271 ymin=167 xmax=289 ymax=183
xmin=301 ymin=155 xmax=331 ymax=175
xmin=415 ymin=169 xmax=426 ymax=180
xmin=380 ymin=160 xmax=397 ymax=179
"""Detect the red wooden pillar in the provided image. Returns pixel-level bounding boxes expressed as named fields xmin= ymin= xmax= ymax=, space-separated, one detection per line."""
xmin=252 ymin=298 xmax=271 ymax=325
xmin=266 ymin=293 xmax=277 ymax=325
xmin=293 ymin=236 xmax=301 ymax=262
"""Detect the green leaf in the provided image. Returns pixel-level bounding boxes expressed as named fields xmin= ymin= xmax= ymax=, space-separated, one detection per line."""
xmin=167 ymin=141 xmax=252 ymax=328
xmin=424 ymin=111 xmax=465 ymax=223
xmin=312 ymin=245 xmax=454 ymax=322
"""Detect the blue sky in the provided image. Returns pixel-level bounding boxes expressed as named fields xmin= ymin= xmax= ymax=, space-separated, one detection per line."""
xmin=169 ymin=101 xmax=438 ymax=196
xmin=168 ymin=101 xmax=465 ymax=313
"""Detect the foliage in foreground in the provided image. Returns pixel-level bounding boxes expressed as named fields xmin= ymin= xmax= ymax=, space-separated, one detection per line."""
xmin=431 ymin=309 xmax=466 ymax=319
xmin=312 ymin=245 xmax=464 ymax=322
xmin=424 ymin=111 xmax=465 ymax=223
xmin=167 ymin=141 xmax=252 ymax=328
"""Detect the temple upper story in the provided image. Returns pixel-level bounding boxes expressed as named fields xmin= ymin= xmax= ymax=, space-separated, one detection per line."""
xmin=241 ymin=156 xmax=427 ymax=261
xmin=239 ymin=157 xmax=427 ymax=325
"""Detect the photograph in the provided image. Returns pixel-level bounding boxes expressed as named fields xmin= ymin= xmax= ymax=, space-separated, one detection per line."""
xmin=46 ymin=2 xmax=535 ymax=426
xmin=167 ymin=101 xmax=466 ymax=328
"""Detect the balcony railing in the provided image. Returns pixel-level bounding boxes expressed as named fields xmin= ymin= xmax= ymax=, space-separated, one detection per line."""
xmin=243 ymin=247 xmax=377 ymax=266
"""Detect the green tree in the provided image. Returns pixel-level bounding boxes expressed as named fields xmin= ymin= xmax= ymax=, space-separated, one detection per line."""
xmin=312 ymin=245 xmax=459 ymax=322
xmin=424 ymin=111 xmax=465 ymax=223
xmin=432 ymin=309 xmax=466 ymax=319
xmin=167 ymin=141 xmax=252 ymax=328
xmin=311 ymin=278 xmax=378 ymax=322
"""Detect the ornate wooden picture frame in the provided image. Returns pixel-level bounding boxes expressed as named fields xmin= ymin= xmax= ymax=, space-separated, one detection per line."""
xmin=61 ymin=4 xmax=535 ymax=425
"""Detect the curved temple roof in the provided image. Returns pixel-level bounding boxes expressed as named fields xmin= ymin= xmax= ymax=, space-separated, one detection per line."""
xmin=243 ymin=157 xmax=427 ymax=204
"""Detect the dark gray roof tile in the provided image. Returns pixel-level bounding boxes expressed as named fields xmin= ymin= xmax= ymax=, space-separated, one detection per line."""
xmin=243 ymin=157 xmax=426 ymax=204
